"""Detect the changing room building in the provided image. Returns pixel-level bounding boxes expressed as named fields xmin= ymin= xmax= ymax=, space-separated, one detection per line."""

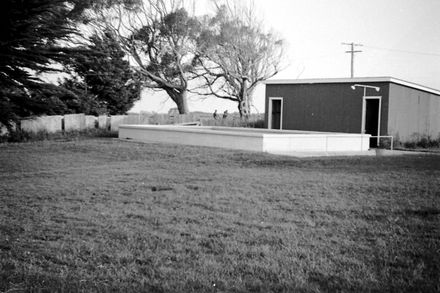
xmin=265 ymin=77 xmax=440 ymax=144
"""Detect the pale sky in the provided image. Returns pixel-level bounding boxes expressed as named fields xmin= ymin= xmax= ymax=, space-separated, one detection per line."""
xmin=131 ymin=0 xmax=440 ymax=114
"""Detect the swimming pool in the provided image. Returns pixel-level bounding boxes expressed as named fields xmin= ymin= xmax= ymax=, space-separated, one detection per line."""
xmin=118 ymin=125 xmax=371 ymax=155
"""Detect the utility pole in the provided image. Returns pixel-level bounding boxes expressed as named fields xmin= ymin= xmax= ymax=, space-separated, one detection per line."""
xmin=342 ymin=42 xmax=363 ymax=78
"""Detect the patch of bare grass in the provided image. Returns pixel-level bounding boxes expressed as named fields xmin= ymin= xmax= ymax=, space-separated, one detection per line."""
xmin=0 ymin=139 xmax=439 ymax=292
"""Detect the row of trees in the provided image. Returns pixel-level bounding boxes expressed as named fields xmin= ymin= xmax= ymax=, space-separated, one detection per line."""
xmin=0 ymin=0 xmax=285 ymax=130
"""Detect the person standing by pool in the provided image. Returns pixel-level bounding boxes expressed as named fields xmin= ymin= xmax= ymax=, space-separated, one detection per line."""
xmin=213 ymin=109 xmax=218 ymax=119
xmin=222 ymin=110 xmax=228 ymax=119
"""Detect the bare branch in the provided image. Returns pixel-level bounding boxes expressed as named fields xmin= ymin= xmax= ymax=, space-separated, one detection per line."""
xmin=198 ymin=0 xmax=287 ymax=116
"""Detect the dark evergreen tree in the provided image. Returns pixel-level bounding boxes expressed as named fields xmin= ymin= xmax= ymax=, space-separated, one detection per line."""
xmin=61 ymin=31 xmax=141 ymax=115
xmin=0 ymin=0 xmax=139 ymax=129
xmin=0 ymin=0 xmax=79 ymax=128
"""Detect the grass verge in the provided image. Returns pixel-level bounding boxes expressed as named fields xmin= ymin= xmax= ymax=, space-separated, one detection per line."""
xmin=0 ymin=139 xmax=439 ymax=292
xmin=0 ymin=128 xmax=118 ymax=143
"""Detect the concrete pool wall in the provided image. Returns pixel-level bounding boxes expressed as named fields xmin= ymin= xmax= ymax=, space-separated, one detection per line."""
xmin=118 ymin=125 xmax=371 ymax=154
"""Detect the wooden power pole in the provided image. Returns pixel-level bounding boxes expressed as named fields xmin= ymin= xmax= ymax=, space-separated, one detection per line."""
xmin=342 ymin=42 xmax=363 ymax=78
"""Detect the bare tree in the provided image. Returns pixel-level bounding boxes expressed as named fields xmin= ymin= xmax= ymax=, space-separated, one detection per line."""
xmin=95 ymin=0 xmax=200 ymax=114
xmin=193 ymin=0 xmax=286 ymax=117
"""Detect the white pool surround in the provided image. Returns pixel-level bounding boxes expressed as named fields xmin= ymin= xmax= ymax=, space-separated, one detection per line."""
xmin=118 ymin=125 xmax=371 ymax=154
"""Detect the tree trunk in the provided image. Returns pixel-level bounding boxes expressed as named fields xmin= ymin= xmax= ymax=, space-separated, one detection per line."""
xmin=238 ymin=97 xmax=250 ymax=120
xmin=238 ymin=79 xmax=250 ymax=119
xmin=237 ymin=99 xmax=243 ymax=118
xmin=166 ymin=88 xmax=189 ymax=114
xmin=176 ymin=91 xmax=189 ymax=114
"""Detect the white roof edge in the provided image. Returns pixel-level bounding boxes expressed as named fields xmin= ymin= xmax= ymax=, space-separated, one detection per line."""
xmin=264 ymin=76 xmax=440 ymax=96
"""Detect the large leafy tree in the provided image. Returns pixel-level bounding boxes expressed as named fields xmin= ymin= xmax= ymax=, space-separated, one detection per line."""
xmin=99 ymin=0 xmax=201 ymax=114
xmin=0 ymin=0 xmax=79 ymax=127
xmin=61 ymin=31 xmax=141 ymax=115
xmin=0 ymin=0 xmax=138 ymax=129
xmin=194 ymin=1 xmax=286 ymax=117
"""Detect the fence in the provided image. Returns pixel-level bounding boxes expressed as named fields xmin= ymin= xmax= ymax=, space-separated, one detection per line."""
xmin=1 ymin=112 xmax=265 ymax=135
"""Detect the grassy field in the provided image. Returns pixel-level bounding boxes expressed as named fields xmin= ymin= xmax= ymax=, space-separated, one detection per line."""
xmin=0 ymin=138 xmax=439 ymax=292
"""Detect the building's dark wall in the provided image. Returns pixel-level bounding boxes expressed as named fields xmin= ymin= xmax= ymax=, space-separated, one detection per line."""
xmin=265 ymin=82 xmax=390 ymax=134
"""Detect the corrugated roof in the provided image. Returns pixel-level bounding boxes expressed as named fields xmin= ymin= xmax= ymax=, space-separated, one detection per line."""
xmin=264 ymin=76 xmax=440 ymax=96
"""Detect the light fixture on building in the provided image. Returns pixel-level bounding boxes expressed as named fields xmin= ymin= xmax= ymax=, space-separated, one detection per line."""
xmin=351 ymin=84 xmax=380 ymax=92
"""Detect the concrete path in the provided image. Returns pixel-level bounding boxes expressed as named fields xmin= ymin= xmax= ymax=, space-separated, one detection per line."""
xmin=267 ymin=149 xmax=437 ymax=158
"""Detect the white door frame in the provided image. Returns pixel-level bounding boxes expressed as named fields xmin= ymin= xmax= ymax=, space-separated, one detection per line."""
xmin=268 ymin=97 xmax=283 ymax=130
xmin=361 ymin=96 xmax=382 ymax=138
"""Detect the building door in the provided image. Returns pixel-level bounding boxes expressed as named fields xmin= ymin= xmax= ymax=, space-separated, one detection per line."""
xmin=362 ymin=97 xmax=381 ymax=147
xmin=269 ymin=98 xmax=283 ymax=129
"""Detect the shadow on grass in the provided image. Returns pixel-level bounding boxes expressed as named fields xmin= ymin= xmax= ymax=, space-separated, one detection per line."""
xmin=308 ymin=271 xmax=361 ymax=292
xmin=402 ymin=208 xmax=440 ymax=218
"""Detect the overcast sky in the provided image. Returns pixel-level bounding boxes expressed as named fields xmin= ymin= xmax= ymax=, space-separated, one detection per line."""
xmin=131 ymin=0 xmax=440 ymax=114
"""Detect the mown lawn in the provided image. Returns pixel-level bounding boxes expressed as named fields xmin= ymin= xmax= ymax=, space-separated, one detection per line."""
xmin=0 ymin=138 xmax=439 ymax=292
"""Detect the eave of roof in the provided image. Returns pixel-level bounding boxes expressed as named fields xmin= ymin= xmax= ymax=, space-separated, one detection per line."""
xmin=264 ymin=76 xmax=440 ymax=96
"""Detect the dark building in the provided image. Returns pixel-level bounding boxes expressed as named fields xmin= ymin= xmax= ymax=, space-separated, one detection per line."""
xmin=265 ymin=77 xmax=440 ymax=144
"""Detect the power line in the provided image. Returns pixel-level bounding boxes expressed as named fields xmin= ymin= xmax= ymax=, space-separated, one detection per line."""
xmin=342 ymin=42 xmax=363 ymax=78
xmin=363 ymin=45 xmax=440 ymax=57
